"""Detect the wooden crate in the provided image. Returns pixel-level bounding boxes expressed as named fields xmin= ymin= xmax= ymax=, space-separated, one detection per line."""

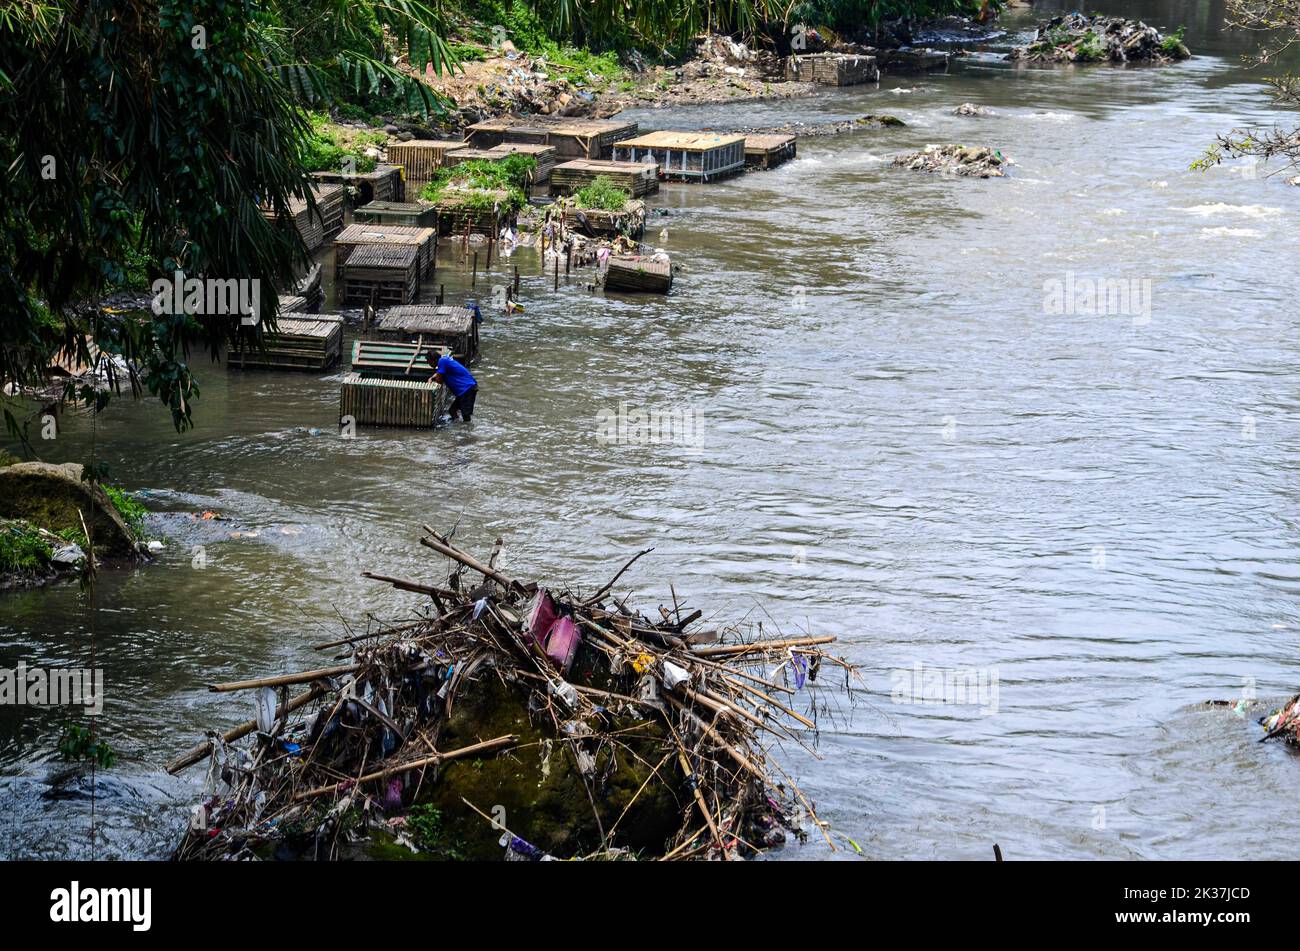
xmin=464 ymin=117 xmax=639 ymax=159
xmin=550 ymin=159 xmax=659 ymax=197
xmin=229 ymin=315 xmax=344 ymax=371
xmin=612 ymin=132 xmax=746 ymax=183
xmin=311 ymin=164 xmax=405 ymax=204
xmin=784 ymin=53 xmax=878 ymax=85
xmin=340 ymin=372 xmax=448 ymax=428
xmin=743 ymin=134 xmax=797 ymax=169
xmin=341 ymin=243 xmax=421 ymax=306
xmin=604 ymin=255 xmax=673 ymax=294
xmin=333 ymin=223 xmax=436 ymax=278
xmin=386 ymin=140 xmax=469 ymax=191
xmin=353 ymin=201 xmax=439 ymax=228
xmin=487 ymin=142 xmax=558 ymax=183
xmin=372 ymin=304 xmax=479 ymax=364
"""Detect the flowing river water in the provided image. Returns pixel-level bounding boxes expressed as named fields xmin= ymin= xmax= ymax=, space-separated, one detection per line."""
xmin=3 ymin=0 xmax=1299 ymax=860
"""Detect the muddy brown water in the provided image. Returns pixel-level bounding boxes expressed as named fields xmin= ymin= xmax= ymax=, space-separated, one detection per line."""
xmin=3 ymin=0 xmax=1299 ymax=860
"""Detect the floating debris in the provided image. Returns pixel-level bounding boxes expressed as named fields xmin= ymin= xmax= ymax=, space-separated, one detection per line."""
xmin=1260 ymin=695 xmax=1300 ymax=743
xmin=954 ymin=102 xmax=995 ymax=117
xmin=893 ymin=144 xmax=1010 ymax=178
xmin=1008 ymin=15 xmax=1190 ymax=64
xmin=170 ymin=532 xmax=858 ymax=860
xmin=731 ymin=115 xmax=905 ymax=139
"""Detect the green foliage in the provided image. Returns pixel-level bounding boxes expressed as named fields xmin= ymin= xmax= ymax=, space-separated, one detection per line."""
xmin=58 ymin=724 xmax=116 ymax=769
xmin=405 ymin=804 xmax=466 ymax=857
xmin=1159 ymin=27 xmax=1189 ymax=58
xmin=573 ymin=176 xmax=630 ymax=211
xmin=0 ymin=522 xmax=52 ymax=574
xmin=104 ymin=486 xmax=148 ymax=540
xmin=420 ymin=155 xmax=537 ymax=213
xmin=1075 ymin=30 xmax=1105 ymax=62
xmin=301 ymin=113 xmax=379 ymax=172
xmin=0 ymin=0 xmax=316 ymax=435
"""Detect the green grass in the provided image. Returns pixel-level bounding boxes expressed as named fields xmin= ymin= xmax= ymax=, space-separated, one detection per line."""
xmin=0 ymin=522 xmax=52 ymax=574
xmin=573 ymin=175 xmax=629 ymax=211
xmin=420 ymin=154 xmax=536 ymax=213
xmin=302 ymin=112 xmax=379 ymax=173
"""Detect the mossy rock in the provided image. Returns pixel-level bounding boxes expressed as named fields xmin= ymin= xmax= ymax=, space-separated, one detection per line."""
xmin=0 ymin=462 xmax=138 ymax=558
xmin=417 ymin=673 xmax=685 ymax=860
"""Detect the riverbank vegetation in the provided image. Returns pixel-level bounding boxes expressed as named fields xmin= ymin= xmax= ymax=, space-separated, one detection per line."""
xmin=1200 ymin=0 xmax=1300 ymax=180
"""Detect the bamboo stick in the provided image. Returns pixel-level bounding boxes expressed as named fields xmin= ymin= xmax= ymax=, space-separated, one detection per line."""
xmin=293 ymin=734 xmax=519 ymax=802
xmin=166 ymin=685 xmax=326 ymax=773
xmin=207 ymin=664 xmax=358 ymax=693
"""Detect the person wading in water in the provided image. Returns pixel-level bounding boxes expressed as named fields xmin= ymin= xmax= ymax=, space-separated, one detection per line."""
xmin=428 ymin=350 xmax=478 ymax=423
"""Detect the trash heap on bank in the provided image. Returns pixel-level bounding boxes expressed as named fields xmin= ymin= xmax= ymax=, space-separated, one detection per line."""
xmin=170 ymin=531 xmax=858 ymax=860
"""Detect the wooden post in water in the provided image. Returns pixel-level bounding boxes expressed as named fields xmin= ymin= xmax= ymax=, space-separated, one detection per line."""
xmin=472 ymin=252 xmax=478 ymax=288
xmin=513 ymin=266 xmax=520 ymax=297
xmin=554 ymin=255 xmax=559 ymax=292
xmin=565 ymin=243 xmax=571 ymax=276
xmin=438 ymin=283 xmax=445 ymax=305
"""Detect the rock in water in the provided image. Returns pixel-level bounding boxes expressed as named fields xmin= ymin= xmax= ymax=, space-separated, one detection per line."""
xmin=954 ymin=102 xmax=994 ymax=117
xmin=0 ymin=462 xmax=139 ymax=557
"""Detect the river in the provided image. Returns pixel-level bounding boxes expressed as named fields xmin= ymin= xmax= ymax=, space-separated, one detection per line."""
xmin=2 ymin=0 xmax=1298 ymax=860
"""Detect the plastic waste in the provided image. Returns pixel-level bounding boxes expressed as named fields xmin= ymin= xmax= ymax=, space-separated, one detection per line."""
xmin=662 ymin=660 xmax=690 ymax=691
xmin=255 ymin=686 xmax=278 ymax=734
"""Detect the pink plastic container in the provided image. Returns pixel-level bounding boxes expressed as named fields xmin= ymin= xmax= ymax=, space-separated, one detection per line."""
xmin=544 ymin=616 xmax=581 ymax=673
xmin=526 ymin=589 xmax=558 ymax=647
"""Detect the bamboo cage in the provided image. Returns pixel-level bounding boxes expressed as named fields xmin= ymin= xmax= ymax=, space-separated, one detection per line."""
xmin=433 ymin=189 xmax=507 ymax=237
xmin=311 ymin=164 xmax=405 ymax=204
xmin=386 ymin=140 xmax=469 ymax=191
xmin=228 ymin=315 xmax=344 ymax=371
xmin=372 ymin=304 xmax=479 ymax=364
xmin=603 ymin=254 xmax=673 ymax=294
xmin=341 ymin=244 xmax=421 ymax=306
xmin=612 ymin=132 xmax=745 ymax=183
xmin=550 ymin=159 xmax=659 ymax=197
xmin=463 ymin=116 xmax=639 ymax=159
xmin=876 ymin=48 xmax=949 ymax=73
xmin=440 ymin=148 xmax=511 ymax=171
xmin=487 ymin=142 xmax=558 ymax=183
xmin=339 ymin=372 xmax=448 ymax=428
xmin=353 ymin=201 xmax=439 ymax=228
xmin=743 ymin=134 xmax=798 ymax=169
xmin=260 ymin=183 xmax=346 ymax=252
xmin=333 ymin=224 xmax=436 ymax=278
xmin=784 ymin=52 xmax=879 ymax=85
xmin=564 ymin=200 xmax=646 ymax=240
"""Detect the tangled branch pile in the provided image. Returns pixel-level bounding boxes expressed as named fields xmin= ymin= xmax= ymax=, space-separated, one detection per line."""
xmin=1009 ymin=15 xmax=1191 ymax=64
xmin=170 ymin=530 xmax=858 ymax=861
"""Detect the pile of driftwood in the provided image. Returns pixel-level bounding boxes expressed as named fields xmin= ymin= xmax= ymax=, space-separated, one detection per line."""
xmin=169 ymin=529 xmax=856 ymax=861
xmin=1009 ymin=15 xmax=1190 ymax=64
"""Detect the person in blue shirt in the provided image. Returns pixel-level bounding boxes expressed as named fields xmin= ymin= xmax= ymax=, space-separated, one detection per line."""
xmin=429 ymin=351 xmax=478 ymax=422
